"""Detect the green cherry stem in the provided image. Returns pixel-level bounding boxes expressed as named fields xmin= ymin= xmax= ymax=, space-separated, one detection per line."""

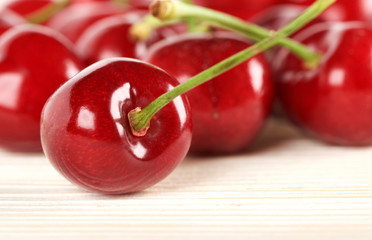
xmin=150 ymin=0 xmax=322 ymax=69
xmin=128 ymin=0 xmax=336 ymax=136
xmin=130 ymin=15 xmax=181 ymax=42
xmin=25 ymin=0 xmax=71 ymax=24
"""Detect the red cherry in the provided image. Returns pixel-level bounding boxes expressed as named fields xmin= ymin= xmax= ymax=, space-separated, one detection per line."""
xmin=75 ymin=11 xmax=146 ymax=65
xmin=275 ymin=0 xmax=372 ymax=22
xmin=253 ymin=5 xmax=325 ymax=63
xmin=146 ymin=34 xmax=274 ymax=155
xmin=276 ymin=22 xmax=372 ymax=146
xmin=254 ymin=5 xmax=324 ymax=32
xmin=47 ymin=2 xmax=128 ymax=43
xmin=72 ymin=0 xmax=111 ymax=3
xmin=194 ymin=0 xmax=276 ymax=20
xmin=0 ymin=9 xmax=24 ymax=35
xmin=128 ymin=0 xmax=152 ymax=9
xmin=75 ymin=10 xmax=186 ymax=65
xmin=41 ymin=58 xmax=192 ymax=194
xmin=3 ymin=0 xmax=51 ymax=17
xmin=0 ymin=25 xmax=84 ymax=152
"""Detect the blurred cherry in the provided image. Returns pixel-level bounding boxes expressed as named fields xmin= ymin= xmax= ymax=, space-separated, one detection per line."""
xmin=0 ymin=25 xmax=84 ymax=152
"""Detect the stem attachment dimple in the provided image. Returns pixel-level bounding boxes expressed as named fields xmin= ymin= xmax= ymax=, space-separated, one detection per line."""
xmin=129 ymin=0 xmax=336 ymax=136
xmin=128 ymin=107 xmax=150 ymax=137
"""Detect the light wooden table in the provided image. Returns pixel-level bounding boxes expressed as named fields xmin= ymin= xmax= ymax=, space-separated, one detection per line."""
xmin=1 ymin=119 xmax=372 ymax=240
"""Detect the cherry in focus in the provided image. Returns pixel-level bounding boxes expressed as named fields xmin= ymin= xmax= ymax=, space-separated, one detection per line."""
xmin=276 ymin=22 xmax=372 ymax=146
xmin=0 ymin=25 xmax=84 ymax=152
xmin=146 ymin=34 xmax=274 ymax=155
xmin=41 ymin=58 xmax=192 ymax=194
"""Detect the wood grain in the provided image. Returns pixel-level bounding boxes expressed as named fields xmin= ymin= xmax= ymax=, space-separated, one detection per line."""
xmin=1 ymin=119 xmax=372 ymax=240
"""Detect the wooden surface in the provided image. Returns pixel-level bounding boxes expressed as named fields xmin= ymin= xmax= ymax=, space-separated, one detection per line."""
xmin=1 ymin=119 xmax=372 ymax=240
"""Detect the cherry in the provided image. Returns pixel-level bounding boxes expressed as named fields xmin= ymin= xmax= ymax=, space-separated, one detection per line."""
xmin=41 ymin=58 xmax=192 ymax=194
xmin=75 ymin=10 xmax=186 ymax=65
xmin=0 ymin=25 xmax=84 ymax=152
xmin=146 ymin=34 xmax=274 ymax=155
xmin=276 ymin=22 xmax=372 ymax=146
xmin=253 ymin=5 xmax=325 ymax=63
xmin=40 ymin=0 xmax=331 ymax=193
xmin=254 ymin=5 xmax=325 ymax=33
xmin=0 ymin=9 xmax=24 ymax=35
xmin=75 ymin=11 xmax=146 ymax=65
xmin=73 ymin=0 xmax=111 ymax=3
xmin=193 ymin=0 xmax=276 ymax=20
xmin=47 ymin=2 xmax=129 ymax=43
xmin=275 ymin=0 xmax=372 ymax=22
xmin=2 ymin=0 xmax=51 ymax=17
xmin=128 ymin=0 xmax=152 ymax=9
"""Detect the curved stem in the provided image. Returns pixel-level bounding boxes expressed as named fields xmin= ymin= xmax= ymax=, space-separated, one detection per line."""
xmin=129 ymin=0 xmax=336 ymax=136
xmin=150 ymin=0 xmax=322 ymax=69
xmin=25 ymin=0 xmax=71 ymax=24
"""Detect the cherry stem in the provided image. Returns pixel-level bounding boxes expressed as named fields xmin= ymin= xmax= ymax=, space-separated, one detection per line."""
xmin=112 ymin=0 xmax=129 ymax=5
xmin=149 ymin=0 xmax=322 ymax=69
xmin=181 ymin=0 xmax=197 ymax=32
xmin=130 ymin=15 xmax=181 ymax=42
xmin=128 ymin=0 xmax=335 ymax=136
xmin=25 ymin=0 xmax=71 ymax=24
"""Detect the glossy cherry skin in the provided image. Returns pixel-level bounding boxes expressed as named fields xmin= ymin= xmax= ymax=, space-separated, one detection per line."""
xmin=276 ymin=22 xmax=372 ymax=146
xmin=274 ymin=0 xmax=372 ymax=22
xmin=41 ymin=58 xmax=192 ymax=194
xmin=76 ymin=11 xmax=145 ymax=65
xmin=146 ymin=34 xmax=274 ymax=155
xmin=194 ymin=0 xmax=276 ymax=20
xmin=47 ymin=2 xmax=129 ymax=43
xmin=0 ymin=25 xmax=84 ymax=152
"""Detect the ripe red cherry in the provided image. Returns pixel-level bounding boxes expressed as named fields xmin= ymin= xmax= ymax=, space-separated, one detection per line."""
xmin=76 ymin=11 xmax=146 ymax=65
xmin=253 ymin=4 xmax=324 ymax=63
xmin=0 ymin=9 xmax=24 ymax=35
xmin=275 ymin=0 xmax=372 ymax=22
xmin=194 ymin=0 xmax=276 ymax=20
xmin=2 ymin=0 xmax=51 ymax=17
xmin=0 ymin=25 xmax=84 ymax=152
xmin=276 ymin=22 xmax=372 ymax=146
xmin=128 ymin=0 xmax=152 ymax=9
xmin=146 ymin=34 xmax=274 ymax=155
xmin=41 ymin=58 xmax=192 ymax=194
xmin=47 ymin=2 xmax=129 ymax=43
xmin=254 ymin=5 xmax=324 ymax=33
xmin=72 ymin=0 xmax=111 ymax=3
xmin=75 ymin=10 xmax=186 ymax=65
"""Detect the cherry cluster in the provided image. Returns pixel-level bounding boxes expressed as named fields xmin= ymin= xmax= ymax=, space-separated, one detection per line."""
xmin=0 ymin=0 xmax=370 ymax=194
